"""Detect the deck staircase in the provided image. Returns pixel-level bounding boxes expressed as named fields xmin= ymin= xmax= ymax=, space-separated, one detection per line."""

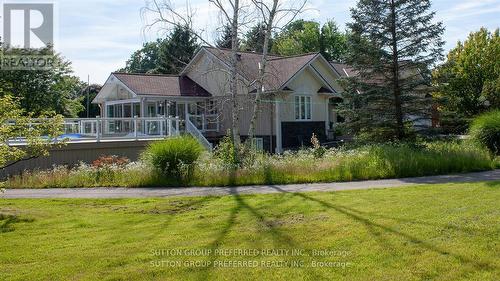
xmin=186 ymin=119 xmax=213 ymax=152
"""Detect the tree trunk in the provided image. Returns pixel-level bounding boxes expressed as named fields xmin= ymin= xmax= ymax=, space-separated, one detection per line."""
xmin=230 ymin=0 xmax=241 ymax=163
xmin=247 ymin=0 xmax=279 ymax=146
xmin=390 ymin=0 xmax=405 ymax=140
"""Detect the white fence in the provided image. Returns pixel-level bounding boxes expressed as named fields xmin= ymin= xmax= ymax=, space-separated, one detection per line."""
xmin=8 ymin=117 xmax=182 ymax=143
xmin=7 ymin=116 xmax=220 ymax=151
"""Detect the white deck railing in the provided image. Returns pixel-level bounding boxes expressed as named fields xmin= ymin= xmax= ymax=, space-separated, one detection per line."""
xmin=188 ymin=113 xmax=220 ymax=132
xmin=186 ymin=118 xmax=213 ymax=151
xmin=7 ymin=117 xmax=182 ymax=143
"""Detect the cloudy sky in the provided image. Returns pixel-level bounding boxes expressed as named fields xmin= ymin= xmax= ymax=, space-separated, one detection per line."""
xmin=51 ymin=0 xmax=500 ymax=84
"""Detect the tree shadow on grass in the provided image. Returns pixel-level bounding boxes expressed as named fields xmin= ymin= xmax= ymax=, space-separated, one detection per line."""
xmin=135 ymin=195 xmax=218 ymax=240
xmin=331 ymin=205 xmax=489 ymax=235
xmin=484 ymin=181 xmax=500 ymax=188
xmin=0 ymin=213 xmax=34 ymax=233
xmin=267 ymin=186 xmax=497 ymax=272
xmin=197 ymin=188 xmax=328 ymax=281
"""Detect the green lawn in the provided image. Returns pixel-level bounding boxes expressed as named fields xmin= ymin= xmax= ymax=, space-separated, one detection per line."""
xmin=1 ymin=182 xmax=499 ymax=281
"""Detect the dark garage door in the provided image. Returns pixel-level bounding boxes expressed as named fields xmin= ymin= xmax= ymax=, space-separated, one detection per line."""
xmin=281 ymin=122 xmax=326 ymax=149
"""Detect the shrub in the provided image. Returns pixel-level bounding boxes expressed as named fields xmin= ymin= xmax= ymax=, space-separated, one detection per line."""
xmin=469 ymin=110 xmax=500 ymax=155
xmin=142 ymin=135 xmax=204 ymax=179
xmin=214 ymin=133 xmax=259 ymax=169
xmin=92 ymin=155 xmax=130 ymax=168
xmin=311 ymin=133 xmax=326 ymax=158
xmin=214 ymin=134 xmax=239 ymax=168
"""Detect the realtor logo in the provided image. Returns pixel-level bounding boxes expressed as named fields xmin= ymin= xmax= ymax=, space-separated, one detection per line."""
xmin=2 ymin=3 xmax=54 ymax=49
xmin=1 ymin=2 xmax=56 ymax=70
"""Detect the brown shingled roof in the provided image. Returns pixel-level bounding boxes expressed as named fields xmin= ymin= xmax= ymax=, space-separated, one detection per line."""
xmin=203 ymin=47 xmax=319 ymax=91
xmin=265 ymin=54 xmax=319 ymax=90
xmin=112 ymin=73 xmax=211 ymax=97
xmin=330 ymin=62 xmax=357 ymax=78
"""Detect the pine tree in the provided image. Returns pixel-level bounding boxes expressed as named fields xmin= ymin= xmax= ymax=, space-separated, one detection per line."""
xmin=157 ymin=25 xmax=199 ymax=74
xmin=243 ymin=23 xmax=271 ymax=53
xmin=216 ymin=25 xmax=236 ymax=49
xmin=343 ymin=0 xmax=444 ymax=141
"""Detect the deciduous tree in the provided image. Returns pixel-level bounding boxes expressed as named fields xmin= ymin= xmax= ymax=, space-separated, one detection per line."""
xmin=0 ymin=46 xmax=85 ymax=117
xmin=434 ymin=28 xmax=499 ymax=119
xmin=0 ymin=93 xmax=65 ymax=170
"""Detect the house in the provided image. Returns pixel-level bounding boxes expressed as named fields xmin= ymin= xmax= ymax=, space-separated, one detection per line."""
xmin=93 ymin=47 xmax=353 ymax=152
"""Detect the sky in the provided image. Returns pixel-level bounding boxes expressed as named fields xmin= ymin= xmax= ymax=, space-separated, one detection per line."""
xmin=44 ymin=0 xmax=500 ymax=84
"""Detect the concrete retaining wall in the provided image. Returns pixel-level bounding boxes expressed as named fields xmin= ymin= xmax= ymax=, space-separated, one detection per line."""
xmin=1 ymin=140 xmax=155 ymax=178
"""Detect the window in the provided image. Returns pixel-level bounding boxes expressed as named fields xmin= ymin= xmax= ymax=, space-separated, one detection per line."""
xmin=133 ymin=103 xmax=141 ymax=117
xmin=147 ymin=103 xmax=156 ymax=117
xmin=107 ymin=105 xmax=114 ymax=117
xmin=252 ymin=138 xmax=264 ymax=151
xmin=207 ymin=100 xmax=218 ymax=115
xmin=123 ymin=104 xmax=132 ymax=118
xmin=167 ymin=101 xmax=176 ymax=117
xmin=294 ymin=96 xmax=312 ymax=120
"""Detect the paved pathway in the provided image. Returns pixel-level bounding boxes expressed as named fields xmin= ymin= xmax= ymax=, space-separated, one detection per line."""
xmin=1 ymin=170 xmax=499 ymax=199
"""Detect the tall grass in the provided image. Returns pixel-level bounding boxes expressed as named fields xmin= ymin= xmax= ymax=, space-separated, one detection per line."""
xmin=193 ymin=141 xmax=494 ymax=186
xmin=3 ymin=141 xmax=495 ymax=188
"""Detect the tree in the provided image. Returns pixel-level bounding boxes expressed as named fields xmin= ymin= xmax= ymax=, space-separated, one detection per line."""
xmin=272 ymin=19 xmax=350 ymax=61
xmin=157 ymin=25 xmax=199 ymax=74
xmin=119 ymin=40 xmax=162 ymax=73
xmin=216 ymin=24 xmax=236 ymax=49
xmin=246 ymin=0 xmax=306 ymax=151
xmin=0 ymin=93 xmax=65 ymax=170
xmin=78 ymin=84 xmax=102 ymax=118
xmin=0 ymin=47 xmax=85 ymax=117
xmin=343 ymin=0 xmax=444 ymax=141
xmin=272 ymin=20 xmax=320 ymax=56
xmin=434 ymin=28 xmax=499 ymax=119
xmin=320 ymin=20 xmax=349 ymax=62
xmin=243 ymin=23 xmax=271 ymax=53
xmin=120 ymin=26 xmax=198 ymax=75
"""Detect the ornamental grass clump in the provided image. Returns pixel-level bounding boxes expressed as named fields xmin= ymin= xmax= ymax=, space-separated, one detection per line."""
xmin=469 ymin=110 xmax=500 ymax=155
xmin=142 ymin=135 xmax=204 ymax=180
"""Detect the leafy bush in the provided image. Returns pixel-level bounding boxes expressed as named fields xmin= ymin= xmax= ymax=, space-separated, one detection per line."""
xmin=214 ymin=133 xmax=259 ymax=169
xmin=214 ymin=134 xmax=239 ymax=168
xmin=311 ymin=133 xmax=326 ymax=158
xmin=469 ymin=110 xmax=500 ymax=155
xmin=142 ymin=135 xmax=204 ymax=179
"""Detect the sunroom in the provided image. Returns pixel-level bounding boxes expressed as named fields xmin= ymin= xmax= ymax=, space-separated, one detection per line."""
xmin=92 ymin=73 xmax=220 ymax=135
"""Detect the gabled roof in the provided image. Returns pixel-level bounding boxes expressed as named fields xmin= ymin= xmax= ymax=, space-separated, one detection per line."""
xmin=265 ymin=53 xmax=319 ymax=90
xmin=112 ymin=73 xmax=211 ymax=97
xmin=202 ymin=47 xmax=321 ymax=91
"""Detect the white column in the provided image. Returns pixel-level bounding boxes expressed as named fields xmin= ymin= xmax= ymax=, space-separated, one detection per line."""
xmin=325 ymin=98 xmax=330 ymax=138
xmin=275 ymin=98 xmax=282 ymax=154
xmin=140 ymin=98 xmax=145 ymax=117
xmin=102 ymin=103 xmax=106 ymax=118
xmin=140 ymin=98 xmax=146 ymax=136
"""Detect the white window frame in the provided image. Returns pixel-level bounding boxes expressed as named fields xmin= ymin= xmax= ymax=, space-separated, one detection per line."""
xmin=252 ymin=138 xmax=264 ymax=151
xmin=294 ymin=95 xmax=312 ymax=121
